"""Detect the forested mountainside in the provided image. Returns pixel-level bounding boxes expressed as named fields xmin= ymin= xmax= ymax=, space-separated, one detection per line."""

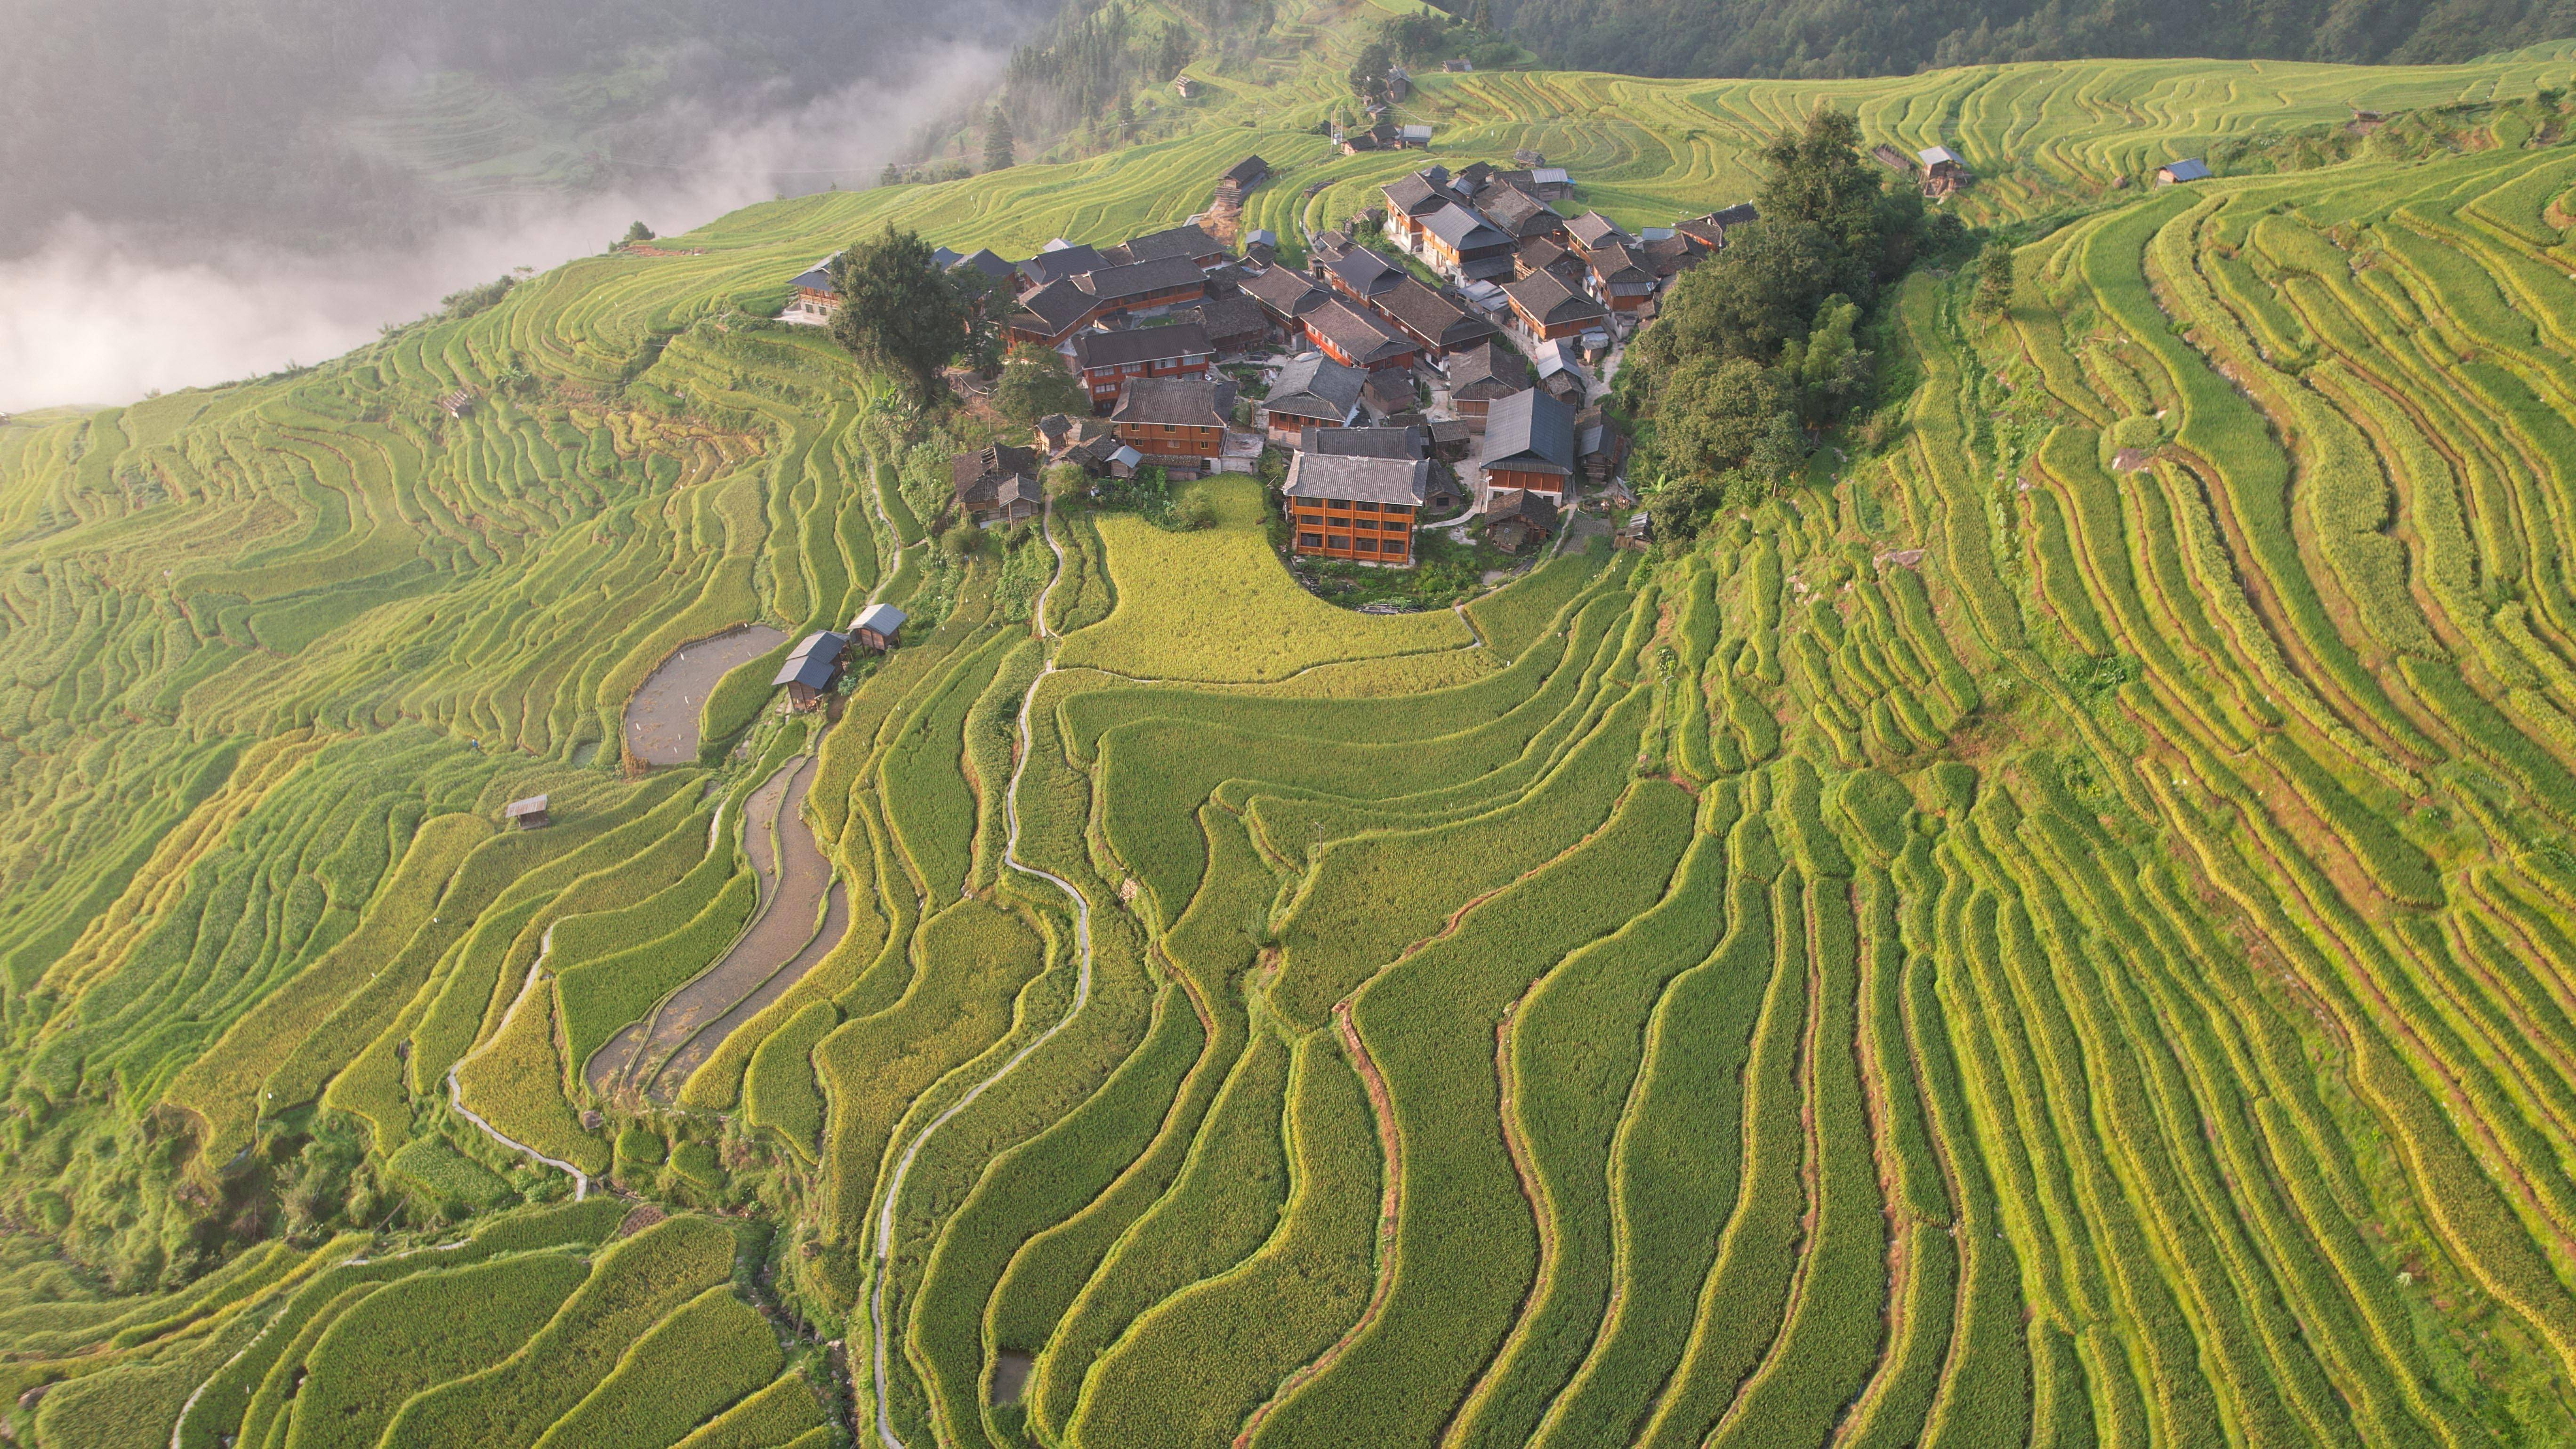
xmin=0 ymin=0 xmax=1057 ymax=254
xmin=1493 ymin=0 xmax=2576 ymax=77
xmin=7 ymin=0 xmax=2576 ymax=1444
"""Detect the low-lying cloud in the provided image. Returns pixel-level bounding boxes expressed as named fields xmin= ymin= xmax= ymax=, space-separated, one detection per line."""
xmin=0 ymin=44 xmax=1001 ymax=414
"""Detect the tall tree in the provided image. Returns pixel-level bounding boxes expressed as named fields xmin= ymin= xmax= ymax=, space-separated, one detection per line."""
xmin=828 ymin=226 xmax=967 ymax=405
xmin=1972 ymin=239 xmax=2015 ymax=316
xmin=983 ymin=107 xmax=1016 ymax=172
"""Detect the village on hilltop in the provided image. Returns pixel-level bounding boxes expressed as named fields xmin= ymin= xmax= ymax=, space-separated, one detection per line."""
xmin=781 ymin=139 xmax=1776 ymax=599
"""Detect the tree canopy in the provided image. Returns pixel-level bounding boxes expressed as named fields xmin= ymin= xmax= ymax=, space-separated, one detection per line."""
xmin=829 ymin=226 xmax=969 ymax=405
xmin=1626 ymin=107 xmax=1963 ymax=539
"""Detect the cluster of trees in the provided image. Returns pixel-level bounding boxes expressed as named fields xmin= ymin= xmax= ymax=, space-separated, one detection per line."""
xmin=1478 ymin=0 xmax=2576 ymax=79
xmin=829 ymin=225 xmax=1066 ymax=406
xmin=1002 ymin=5 xmax=1199 ymax=148
xmin=1626 ymin=109 xmax=1965 ymax=537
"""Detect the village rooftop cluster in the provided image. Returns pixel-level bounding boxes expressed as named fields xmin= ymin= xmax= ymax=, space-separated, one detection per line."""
xmin=783 ymin=146 xmax=1767 ymax=572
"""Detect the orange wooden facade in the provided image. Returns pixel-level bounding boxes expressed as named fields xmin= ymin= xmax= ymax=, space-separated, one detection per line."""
xmin=1486 ymin=463 xmax=1567 ymax=497
xmin=1289 ymin=497 xmax=1417 ymax=562
xmin=1115 ymin=419 xmax=1224 ymax=459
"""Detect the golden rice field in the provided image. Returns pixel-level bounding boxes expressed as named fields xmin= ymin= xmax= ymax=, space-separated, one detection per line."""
xmin=6 ymin=7 xmax=2576 ymax=1446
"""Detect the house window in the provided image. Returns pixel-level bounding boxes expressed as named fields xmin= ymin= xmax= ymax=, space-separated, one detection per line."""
xmin=1356 ymin=538 xmax=1378 ymax=552
xmin=1300 ymin=531 xmax=1323 ymax=547
xmin=1355 ymin=501 xmax=1379 ymax=513
xmin=1329 ymin=535 xmax=1350 ymax=549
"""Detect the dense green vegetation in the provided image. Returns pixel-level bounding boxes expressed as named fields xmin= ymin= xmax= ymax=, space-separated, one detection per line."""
xmin=6 ymin=5 xmax=2576 ymax=1448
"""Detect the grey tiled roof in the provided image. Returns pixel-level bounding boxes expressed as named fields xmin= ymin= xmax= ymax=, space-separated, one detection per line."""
xmin=1283 ymin=452 xmax=1430 ymax=506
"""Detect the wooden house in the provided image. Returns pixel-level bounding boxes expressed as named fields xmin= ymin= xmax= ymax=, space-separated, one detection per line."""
xmin=1441 ymin=57 xmax=1473 ymax=72
xmin=1372 ymin=276 xmax=1495 ymax=359
xmin=1304 ymin=298 xmax=1419 ymax=372
xmin=1173 ymin=75 xmax=1201 ymax=98
xmin=1381 ymin=170 xmax=1466 ymax=251
xmin=1480 ymin=185 xmax=1564 ymax=242
xmin=851 ymin=604 xmax=907 ymax=652
xmin=1562 ymin=211 xmax=1630 ymax=257
xmin=1585 ymin=242 xmax=1659 ymax=313
xmin=773 ymin=630 xmax=850 ymax=711
xmin=1217 ymin=155 xmax=1271 ymax=203
xmin=1111 ymin=377 xmax=1234 ymax=465
xmin=954 ymin=444 xmax=1045 ymax=525
xmin=503 ymin=795 xmax=550 ymax=830
xmin=1071 ymin=322 xmax=1216 ymax=409
xmin=1242 ymin=266 xmax=1331 ymax=337
xmin=1185 ymin=296 xmax=1270 ymax=357
xmin=785 ymin=255 xmax=840 ymax=323
xmin=1445 ymin=341 xmax=1529 ymax=425
xmin=1303 ymin=424 xmax=1426 ymax=460
xmin=1918 ymin=146 xmax=1970 ymax=195
xmin=1259 ymin=354 xmax=1366 ymax=442
xmin=1018 ymin=244 xmax=1107 ymax=292
xmin=2157 ymin=158 xmax=2212 ymax=185
xmin=1320 ymin=245 xmax=1405 ymax=304
xmin=1123 ymin=223 xmax=1229 ymax=269
xmin=1524 ymin=167 xmax=1575 ymax=201
xmin=1077 ymin=256 xmax=1209 ymax=321
xmin=1283 ymin=452 xmax=1430 ymax=564
xmin=1676 ymin=203 xmax=1757 ymax=250
xmin=1477 ymin=389 xmax=1577 ymax=498
xmin=1482 ymin=488 xmax=1559 ymax=554
xmin=1502 ymin=269 xmax=1610 ymax=341
xmin=1417 ymin=204 xmax=1516 ymax=282
xmin=1396 ymin=124 xmax=1434 ymax=148
xmin=1008 ymin=278 xmax=1103 ymax=347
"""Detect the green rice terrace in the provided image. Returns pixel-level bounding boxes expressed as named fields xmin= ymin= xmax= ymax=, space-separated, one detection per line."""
xmin=9 ymin=6 xmax=2576 ymax=1445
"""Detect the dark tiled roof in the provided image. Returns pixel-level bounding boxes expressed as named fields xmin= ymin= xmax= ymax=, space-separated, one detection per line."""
xmin=1302 ymin=425 xmax=1425 ymax=459
xmin=1481 ymin=389 xmax=1576 ymax=474
xmin=952 ymin=248 xmax=1018 ymax=280
xmin=1483 ymin=487 xmax=1560 ymax=527
xmin=1306 ymin=299 xmax=1415 ymax=368
xmin=1266 ymin=354 xmax=1366 ymax=420
xmin=1323 ymin=246 xmax=1403 ymax=296
xmin=1079 ymin=255 xmax=1209 ymax=305
xmin=1124 ymin=223 xmax=1226 ymax=264
xmin=1502 ymin=270 xmax=1608 ymax=328
xmin=1073 ymin=322 xmax=1215 ymax=371
xmin=774 ymin=630 xmax=848 ymax=688
xmin=1111 ymin=376 xmax=1233 ymax=428
xmin=1589 ymin=242 xmax=1655 ymax=286
xmin=1189 ymin=295 xmax=1269 ymax=346
xmin=1565 ymin=212 xmax=1629 ymax=251
xmin=1283 ymin=452 xmax=1429 ymax=506
xmin=1374 ymin=277 xmax=1495 ymax=351
xmin=790 ymin=265 xmax=833 ymax=291
xmin=1640 ymin=233 xmax=1699 ymax=275
xmin=1383 ymin=171 xmax=1464 ymax=217
xmin=1241 ymin=266 xmax=1328 ymax=319
xmin=954 ymin=444 xmax=1040 ymax=510
xmin=1446 ymin=340 xmax=1528 ymax=397
xmin=1015 ymin=279 xmax=1100 ymax=334
xmin=1422 ymin=203 xmax=1511 ymax=253
xmin=1481 ymin=186 xmax=1561 ymax=237
xmin=1020 ymin=245 xmax=1107 ymax=288
xmin=1224 ymin=155 xmax=1270 ymax=186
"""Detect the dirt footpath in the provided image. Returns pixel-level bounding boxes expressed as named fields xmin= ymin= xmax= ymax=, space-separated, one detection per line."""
xmin=625 ymin=626 xmax=788 ymax=766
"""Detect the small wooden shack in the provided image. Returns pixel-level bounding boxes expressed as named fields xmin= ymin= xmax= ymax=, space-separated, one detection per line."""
xmin=2157 ymin=158 xmax=2212 ymax=186
xmin=1917 ymin=145 xmax=1969 ymax=196
xmin=773 ymin=630 xmax=849 ymax=711
xmin=504 ymin=794 xmax=550 ymax=829
xmin=851 ymin=604 xmax=908 ymax=652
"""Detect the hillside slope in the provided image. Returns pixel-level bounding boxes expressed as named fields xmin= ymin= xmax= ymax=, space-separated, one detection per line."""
xmin=4 ymin=16 xmax=2576 ymax=1448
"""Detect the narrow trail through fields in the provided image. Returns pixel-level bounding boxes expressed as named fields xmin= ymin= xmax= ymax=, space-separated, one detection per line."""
xmin=870 ymin=503 xmax=1096 ymax=1449
xmin=446 ymin=924 xmax=592 ymax=1200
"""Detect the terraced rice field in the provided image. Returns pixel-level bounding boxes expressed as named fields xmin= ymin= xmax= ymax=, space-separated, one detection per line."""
xmin=11 ymin=8 xmax=2576 ymax=1445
